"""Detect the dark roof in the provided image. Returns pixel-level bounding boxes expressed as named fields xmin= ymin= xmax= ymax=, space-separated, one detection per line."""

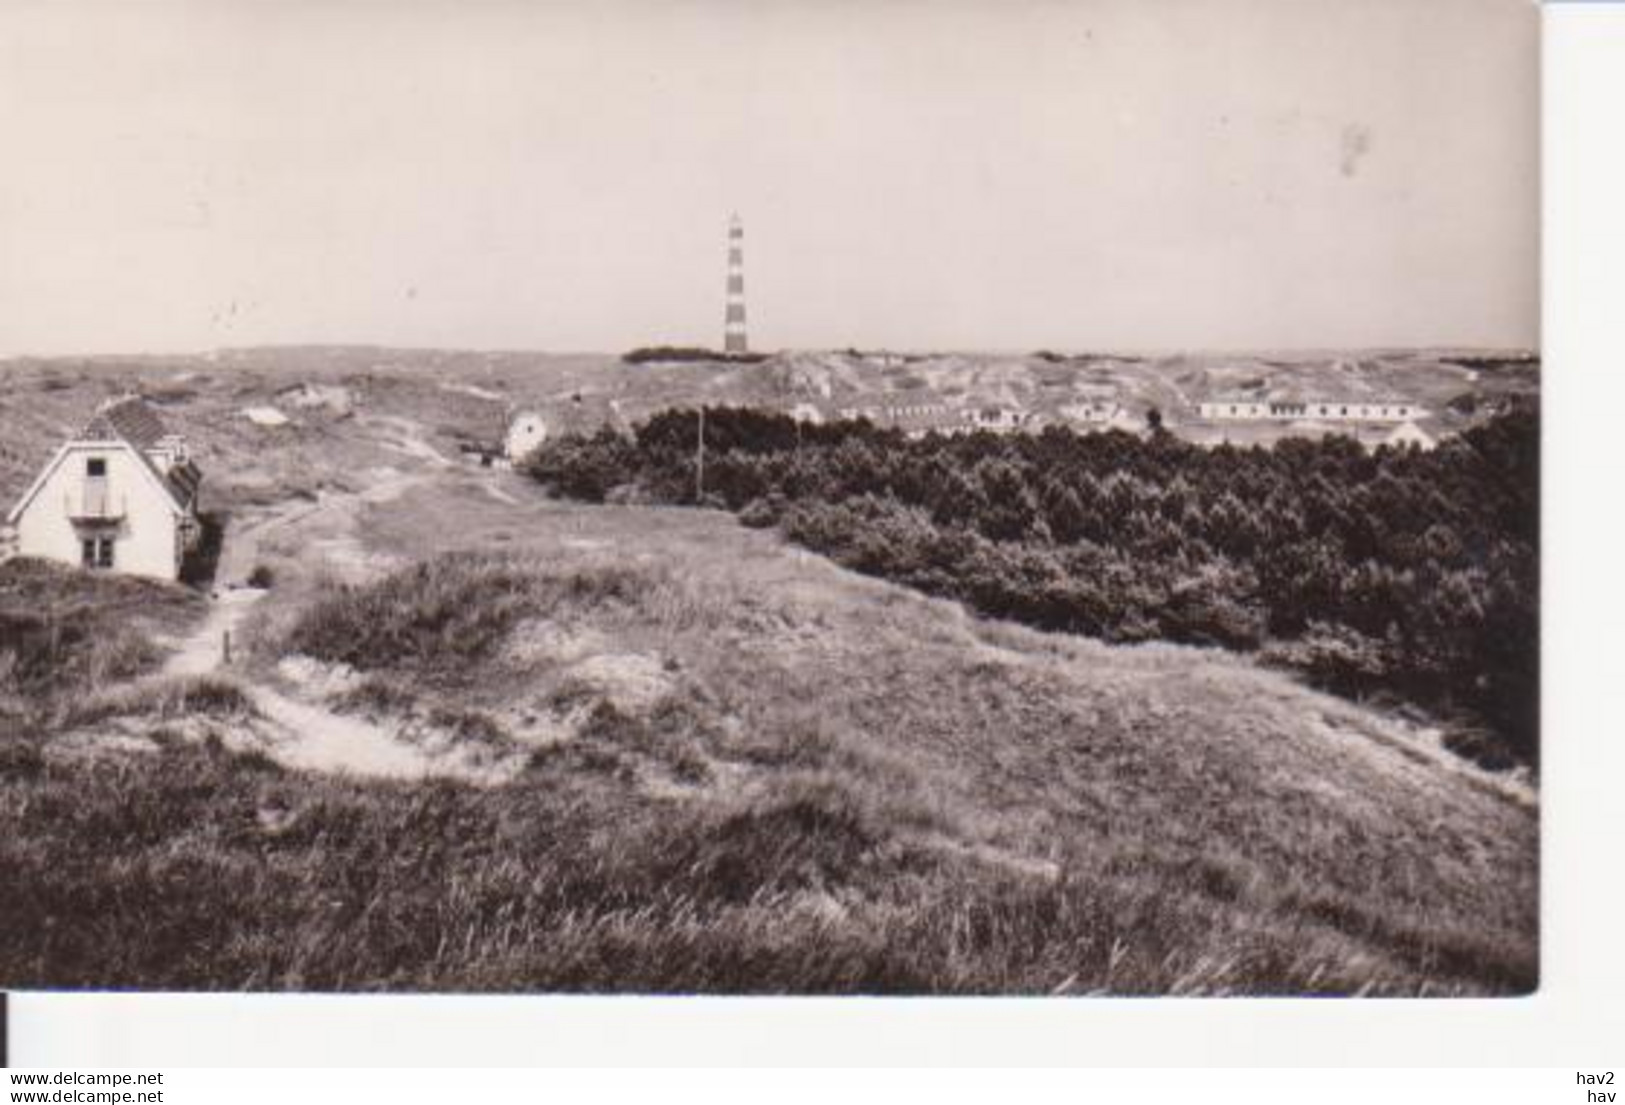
xmin=166 ymin=459 xmax=203 ymax=506
xmin=78 ymin=396 xmax=199 ymax=512
xmin=81 ymin=396 xmax=171 ymax=450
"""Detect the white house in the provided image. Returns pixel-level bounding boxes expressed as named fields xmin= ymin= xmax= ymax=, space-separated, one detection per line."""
xmin=505 ymin=412 xmax=548 ymax=464
xmin=5 ymin=397 xmax=204 ymax=581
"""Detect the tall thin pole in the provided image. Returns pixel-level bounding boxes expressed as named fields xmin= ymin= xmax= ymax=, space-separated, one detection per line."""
xmin=695 ymin=405 xmax=706 ymax=504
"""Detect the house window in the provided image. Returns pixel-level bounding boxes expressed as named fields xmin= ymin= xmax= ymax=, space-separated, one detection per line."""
xmin=86 ymin=457 xmax=107 ymax=478
xmin=81 ymin=537 xmax=115 ymax=570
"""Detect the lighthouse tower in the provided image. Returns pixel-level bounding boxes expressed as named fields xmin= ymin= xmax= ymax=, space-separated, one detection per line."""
xmin=723 ymin=214 xmax=748 ymax=354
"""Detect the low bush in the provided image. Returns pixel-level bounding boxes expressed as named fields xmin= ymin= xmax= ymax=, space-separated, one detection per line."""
xmin=282 ymin=555 xmax=661 ymax=682
xmin=526 ymin=404 xmax=1540 ymax=767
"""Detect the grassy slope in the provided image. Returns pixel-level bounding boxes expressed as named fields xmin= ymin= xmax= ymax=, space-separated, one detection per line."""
xmin=356 ymin=480 xmax=1540 ymax=997
xmin=4 ymin=472 xmax=1532 ymax=994
xmin=0 ymin=367 xmax=1538 ymax=994
xmin=0 ymin=559 xmax=207 ymax=717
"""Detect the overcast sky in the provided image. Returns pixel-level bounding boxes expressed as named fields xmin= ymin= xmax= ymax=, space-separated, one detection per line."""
xmin=0 ymin=0 xmax=1537 ymax=356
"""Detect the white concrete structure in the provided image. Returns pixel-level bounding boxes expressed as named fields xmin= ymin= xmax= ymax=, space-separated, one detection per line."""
xmin=241 ymin=406 xmax=291 ymax=427
xmin=5 ymin=397 xmax=203 ymax=580
xmin=505 ymin=412 xmax=548 ymax=463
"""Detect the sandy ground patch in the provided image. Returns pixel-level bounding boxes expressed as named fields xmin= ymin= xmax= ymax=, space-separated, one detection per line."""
xmin=244 ymin=682 xmax=508 ymax=782
xmin=440 ymin=381 xmax=505 ymax=402
xmin=567 ymin=652 xmax=674 ymax=714
xmin=503 ymin=620 xmax=613 ymax=666
xmin=161 ymin=586 xmax=268 ymax=677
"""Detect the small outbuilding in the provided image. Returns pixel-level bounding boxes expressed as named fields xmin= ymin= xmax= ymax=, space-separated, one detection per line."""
xmin=241 ymin=406 xmax=291 ymax=427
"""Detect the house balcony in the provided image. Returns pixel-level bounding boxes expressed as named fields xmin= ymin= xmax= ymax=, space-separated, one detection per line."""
xmin=66 ymin=485 xmax=125 ymax=525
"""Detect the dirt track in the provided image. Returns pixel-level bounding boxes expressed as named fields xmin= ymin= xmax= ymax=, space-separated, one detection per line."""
xmin=156 ymin=415 xmax=511 ymax=781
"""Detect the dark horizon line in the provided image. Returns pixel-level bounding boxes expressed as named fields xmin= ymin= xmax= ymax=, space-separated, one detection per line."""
xmin=0 ymin=341 xmax=1542 ymax=362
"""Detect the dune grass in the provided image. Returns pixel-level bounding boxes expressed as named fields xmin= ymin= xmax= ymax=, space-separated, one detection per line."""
xmin=0 ymin=559 xmax=206 ymax=714
xmin=0 ymin=482 xmax=1537 ymax=995
xmin=0 ymin=723 xmax=1531 ymax=994
xmin=60 ymin=674 xmax=258 ymax=730
xmin=69 ymin=530 xmax=1525 ymax=995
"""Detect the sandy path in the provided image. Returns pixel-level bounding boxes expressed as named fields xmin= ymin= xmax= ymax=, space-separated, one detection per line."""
xmin=246 ymin=682 xmax=445 ymax=780
xmin=161 ymin=587 xmax=268 ymax=677
xmin=358 ymin=413 xmax=455 ymax=468
xmin=152 ymin=416 xmax=505 ymax=780
xmin=157 ymin=581 xmax=454 ymax=778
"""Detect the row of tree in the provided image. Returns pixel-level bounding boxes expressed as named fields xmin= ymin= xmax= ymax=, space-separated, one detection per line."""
xmin=526 ymin=404 xmax=1539 ymax=767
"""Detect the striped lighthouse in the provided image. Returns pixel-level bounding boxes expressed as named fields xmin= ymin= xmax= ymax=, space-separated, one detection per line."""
xmin=723 ymin=214 xmax=748 ymax=354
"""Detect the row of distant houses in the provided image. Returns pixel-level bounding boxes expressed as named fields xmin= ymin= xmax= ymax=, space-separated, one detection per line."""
xmin=790 ymin=398 xmax=1138 ymax=438
xmin=2 ymin=386 xmax=1440 ymax=583
xmin=1196 ymin=397 xmax=1424 ymax=423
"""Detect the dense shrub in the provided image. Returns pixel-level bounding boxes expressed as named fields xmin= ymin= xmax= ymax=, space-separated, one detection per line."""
xmin=523 ymin=428 xmax=639 ymax=503
xmin=622 ymin=346 xmax=769 ymax=365
xmin=284 ymin=555 xmax=543 ymax=676
xmin=527 ymin=403 xmax=1540 ymax=766
xmin=283 ymin=556 xmax=656 ymax=683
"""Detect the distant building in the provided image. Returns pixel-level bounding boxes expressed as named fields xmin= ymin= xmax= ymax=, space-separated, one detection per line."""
xmin=964 ymin=406 xmax=1026 ymax=433
xmin=1380 ymin=421 xmax=1438 ymax=451
xmin=5 ymin=397 xmax=203 ymax=580
xmin=846 ymin=350 xmax=909 ymax=369
xmin=834 ymin=395 xmax=969 ymax=437
xmin=241 ymin=406 xmax=291 ymax=427
xmin=786 ymin=402 xmax=826 ymax=425
xmin=1198 ymin=396 xmax=1423 ymax=423
xmin=1106 ymin=407 xmax=1144 ymax=433
xmin=505 ymin=412 xmax=548 ymax=464
xmin=1059 ymin=401 xmax=1121 ymax=425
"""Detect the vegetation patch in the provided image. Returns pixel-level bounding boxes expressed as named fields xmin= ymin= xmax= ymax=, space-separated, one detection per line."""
xmin=0 ymin=734 xmax=1533 ymax=994
xmin=62 ymin=676 xmax=259 ymax=730
xmin=0 ymin=560 xmax=206 ymax=710
xmin=526 ymin=404 xmax=1539 ymax=767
